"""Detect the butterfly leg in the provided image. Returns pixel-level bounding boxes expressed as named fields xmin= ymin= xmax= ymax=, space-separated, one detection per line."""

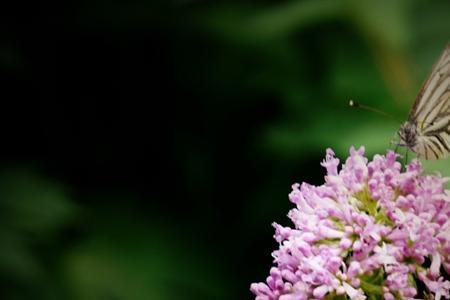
xmin=405 ymin=149 xmax=409 ymax=168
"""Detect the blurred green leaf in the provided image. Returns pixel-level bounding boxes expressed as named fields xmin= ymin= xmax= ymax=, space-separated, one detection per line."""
xmin=203 ymin=0 xmax=344 ymax=44
xmin=0 ymin=168 xmax=76 ymax=298
xmin=63 ymin=204 xmax=230 ymax=300
xmin=0 ymin=169 xmax=75 ymax=235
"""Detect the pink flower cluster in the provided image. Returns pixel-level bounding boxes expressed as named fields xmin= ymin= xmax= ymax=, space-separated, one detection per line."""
xmin=251 ymin=147 xmax=450 ymax=299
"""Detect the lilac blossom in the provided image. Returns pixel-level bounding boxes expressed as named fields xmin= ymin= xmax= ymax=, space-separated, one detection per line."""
xmin=251 ymin=147 xmax=450 ymax=299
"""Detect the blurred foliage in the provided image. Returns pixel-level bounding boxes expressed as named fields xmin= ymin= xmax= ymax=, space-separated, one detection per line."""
xmin=0 ymin=169 xmax=76 ymax=299
xmin=62 ymin=200 xmax=229 ymax=300
xmin=1 ymin=0 xmax=449 ymax=299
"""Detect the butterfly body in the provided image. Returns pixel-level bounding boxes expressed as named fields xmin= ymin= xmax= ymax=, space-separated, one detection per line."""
xmin=399 ymin=120 xmax=417 ymax=150
xmin=397 ymin=43 xmax=450 ymax=160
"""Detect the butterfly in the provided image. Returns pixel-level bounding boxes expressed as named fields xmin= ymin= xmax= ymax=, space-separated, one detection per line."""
xmin=398 ymin=43 xmax=450 ymax=160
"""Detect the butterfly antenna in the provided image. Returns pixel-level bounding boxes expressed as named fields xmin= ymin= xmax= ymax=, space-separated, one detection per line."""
xmin=349 ymin=100 xmax=399 ymax=122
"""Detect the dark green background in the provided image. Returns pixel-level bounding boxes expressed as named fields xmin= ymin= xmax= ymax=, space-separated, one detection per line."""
xmin=1 ymin=0 xmax=449 ymax=299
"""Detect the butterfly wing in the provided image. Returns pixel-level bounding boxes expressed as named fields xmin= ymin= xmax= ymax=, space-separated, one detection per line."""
xmin=409 ymin=44 xmax=450 ymax=160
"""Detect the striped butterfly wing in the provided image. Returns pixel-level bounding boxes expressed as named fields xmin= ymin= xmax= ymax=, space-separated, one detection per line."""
xmin=409 ymin=44 xmax=450 ymax=159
